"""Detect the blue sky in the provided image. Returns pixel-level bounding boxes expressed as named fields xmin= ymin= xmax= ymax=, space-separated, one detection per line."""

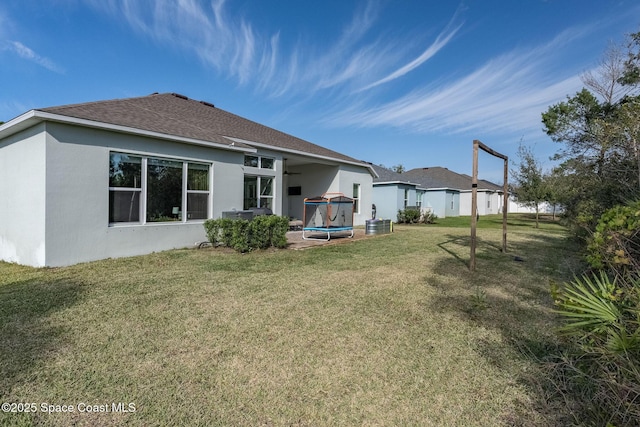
xmin=1 ymin=0 xmax=639 ymax=182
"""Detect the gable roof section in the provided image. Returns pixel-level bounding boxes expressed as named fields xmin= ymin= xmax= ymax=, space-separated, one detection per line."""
xmin=3 ymin=92 xmax=370 ymax=170
xmin=369 ymin=163 xmax=416 ymax=185
xmin=402 ymin=167 xmax=502 ymax=191
xmin=402 ymin=167 xmax=469 ymax=190
xmin=459 ymin=174 xmax=504 ymax=191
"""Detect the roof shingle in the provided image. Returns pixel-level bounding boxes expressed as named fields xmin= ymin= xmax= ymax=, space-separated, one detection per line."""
xmin=40 ymin=92 xmax=363 ymax=164
xmin=401 ymin=167 xmax=502 ymax=191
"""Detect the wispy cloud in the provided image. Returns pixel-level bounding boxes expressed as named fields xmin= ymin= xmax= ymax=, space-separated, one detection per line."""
xmin=86 ymin=0 xmax=444 ymax=98
xmin=91 ymin=0 xmax=258 ymax=83
xmin=3 ymin=40 xmax=64 ymax=73
xmin=358 ymin=11 xmax=463 ymax=92
xmin=84 ymin=1 xmax=594 ymax=142
xmin=326 ymin=27 xmax=590 ymax=138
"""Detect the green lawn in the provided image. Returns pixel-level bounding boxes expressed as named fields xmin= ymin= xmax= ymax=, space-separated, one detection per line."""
xmin=1 ymin=216 xmax=582 ymax=426
xmin=429 ymin=213 xmax=566 ymax=232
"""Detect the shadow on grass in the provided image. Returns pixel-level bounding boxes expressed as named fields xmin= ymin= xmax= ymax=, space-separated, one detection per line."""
xmin=429 ymin=232 xmax=583 ymax=426
xmin=0 ymin=276 xmax=84 ymax=397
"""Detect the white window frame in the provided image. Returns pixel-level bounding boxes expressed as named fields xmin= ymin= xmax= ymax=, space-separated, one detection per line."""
xmin=244 ymin=154 xmax=275 ymax=170
xmin=109 ymin=152 xmax=211 ymax=226
xmin=108 ymin=154 xmax=143 ymax=224
xmin=353 ymin=183 xmax=361 ymax=214
xmin=416 ymin=192 xmax=423 ymax=209
xmin=404 ymin=189 xmax=409 ymax=209
xmin=244 ymin=175 xmax=274 ymax=210
xmin=185 ymin=163 xmax=211 ymax=221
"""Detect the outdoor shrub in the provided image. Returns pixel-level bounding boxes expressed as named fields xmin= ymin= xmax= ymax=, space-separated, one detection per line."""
xmin=248 ymin=216 xmax=272 ymax=250
xmin=551 ymin=272 xmax=640 ymax=425
xmin=587 ymin=200 xmax=640 ymax=278
xmin=204 ymin=215 xmax=290 ymax=252
xmin=397 ymin=208 xmax=421 ymax=224
xmin=421 ymin=211 xmax=438 ymax=224
xmin=230 ymin=220 xmax=250 ymax=252
xmin=267 ymin=215 xmax=289 ymax=248
xmin=204 ymin=219 xmax=221 ymax=246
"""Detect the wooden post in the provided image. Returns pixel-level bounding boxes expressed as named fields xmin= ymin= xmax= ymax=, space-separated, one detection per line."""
xmin=470 ymin=140 xmax=479 ymax=271
xmin=470 ymin=139 xmax=508 ymax=271
xmin=502 ymin=158 xmax=508 ymax=253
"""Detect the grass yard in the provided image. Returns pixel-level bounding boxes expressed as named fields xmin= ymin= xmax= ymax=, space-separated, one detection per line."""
xmin=1 ymin=216 xmax=583 ymax=426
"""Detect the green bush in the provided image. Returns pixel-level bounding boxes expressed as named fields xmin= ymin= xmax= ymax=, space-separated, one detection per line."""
xmin=551 ymin=271 xmax=640 ymax=425
xmin=267 ymin=215 xmax=290 ymax=248
xmin=397 ymin=208 xmax=421 ymax=224
xmin=248 ymin=216 xmax=272 ymax=250
xmin=204 ymin=219 xmax=221 ymax=246
xmin=204 ymin=215 xmax=290 ymax=252
xmin=422 ymin=211 xmax=438 ymax=224
xmin=587 ymin=200 xmax=640 ymax=277
xmin=230 ymin=220 xmax=250 ymax=252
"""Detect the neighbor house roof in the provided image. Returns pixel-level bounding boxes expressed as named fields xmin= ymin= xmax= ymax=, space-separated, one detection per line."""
xmin=368 ymin=163 xmax=418 ymax=185
xmin=402 ymin=167 xmax=502 ymax=191
xmin=1 ymin=92 xmax=371 ymax=171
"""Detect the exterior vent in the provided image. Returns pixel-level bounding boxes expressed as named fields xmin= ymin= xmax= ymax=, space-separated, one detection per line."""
xmin=199 ymin=101 xmax=215 ymax=108
xmin=171 ymin=93 xmax=188 ymax=100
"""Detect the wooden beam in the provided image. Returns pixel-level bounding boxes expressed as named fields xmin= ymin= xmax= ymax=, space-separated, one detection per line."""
xmin=470 ymin=139 xmax=509 ymax=271
xmin=477 ymin=140 xmax=508 ymax=160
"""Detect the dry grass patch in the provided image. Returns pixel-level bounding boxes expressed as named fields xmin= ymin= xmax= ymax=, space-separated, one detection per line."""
xmin=1 ymin=222 xmax=581 ymax=426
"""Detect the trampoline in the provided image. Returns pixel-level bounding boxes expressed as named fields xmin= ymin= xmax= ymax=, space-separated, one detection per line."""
xmin=302 ymin=192 xmax=355 ymax=240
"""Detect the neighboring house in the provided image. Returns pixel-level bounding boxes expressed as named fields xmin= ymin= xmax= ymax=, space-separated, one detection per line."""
xmin=402 ymin=167 xmax=508 ymax=218
xmin=458 ymin=175 xmax=505 ymax=217
xmin=0 ymin=92 xmax=375 ymax=267
xmin=401 ymin=167 xmax=463 ymax=218
xmin=368 ymin=164 xmax=426 ymax=220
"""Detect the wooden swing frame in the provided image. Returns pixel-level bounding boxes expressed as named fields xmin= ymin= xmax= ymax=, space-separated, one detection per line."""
xmin=470 ymin=140 xmax=509 ymax=271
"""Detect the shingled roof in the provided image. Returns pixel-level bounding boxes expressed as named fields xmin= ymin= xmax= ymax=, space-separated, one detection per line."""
xmin=402 ymin=167 xmax=470 ymax=190
xmin=402 ymin=167 xmax=502 ymax=191
xmin=37 ymin=92 xmax=364 ymax=165
xmin=368 ymin=163 xmax=416 ymax=184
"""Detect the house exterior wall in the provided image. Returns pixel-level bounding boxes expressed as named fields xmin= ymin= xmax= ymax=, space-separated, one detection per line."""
xmin=335 ymin=164 xmax=374 ymax=226
xmin=372 ymin=184 xmax=399 ymax=221
xmin=1 ymin=120 xmax=374 ymax=266
xmin=460 ymin=191 xmax=504 ymax=216
xmin=0 ymin=124 xmax=47 ymax=266
xmin=423 ymin=189 xmax=460 ymax=218
xmin=41 ymin=122 xmax=247 ymax=266
xmin=423 ymin=190 xmax=447 ymax=218
xmin=372 ymin=183 xmax=419 ymax=221
xmin=459 ymin=191 xmax=472 ymax=216
xmin=445 ymin=190 xmax=460 ymax=217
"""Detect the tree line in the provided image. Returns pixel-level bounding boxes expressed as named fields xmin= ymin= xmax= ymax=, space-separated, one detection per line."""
xmin=511 ymin=31 xmax=640 ymax=234
xmin=512 ymin=29 xmax=640 ymax=426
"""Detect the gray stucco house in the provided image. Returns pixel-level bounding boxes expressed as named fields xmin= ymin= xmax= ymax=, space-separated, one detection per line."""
xmin=369 ymin=164 xmax=426 ymax=220
xmin=401 ymin=167 xmax=504 ymax=218
xmin=401 ymin=167 xmax=462 ymax=218
xmin=0 ymin=92 xmax=375 ymax=267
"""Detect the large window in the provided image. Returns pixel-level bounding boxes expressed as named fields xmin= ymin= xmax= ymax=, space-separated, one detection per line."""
xmin=147 ymin=158 xmax=183 ymax=222
xmin=109 ymin=152 xmax=210 ymax=224
xmin=416 ymin=192 xmax=423 ymax=209
xmin=244 ymin=176 xmax=273 ymax=210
